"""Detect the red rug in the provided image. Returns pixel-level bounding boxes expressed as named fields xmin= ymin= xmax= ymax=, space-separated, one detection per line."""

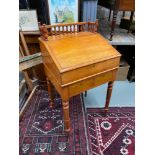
xmin=19 ymin=85 xmax=88 ymax=155
xmin=86 ymin=107 xmax=135 ymax=155
xmin=20 ymin=85 xmax=135 ymax=155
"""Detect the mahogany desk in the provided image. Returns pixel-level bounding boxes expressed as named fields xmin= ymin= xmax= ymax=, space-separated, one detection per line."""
xmin=39 ymin=25 xmax=121 ymax=132
xmin=98 ymin=0 xmax=135 ymax=40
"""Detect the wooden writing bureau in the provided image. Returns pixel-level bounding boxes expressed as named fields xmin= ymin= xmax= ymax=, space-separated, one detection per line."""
xmin=39 ymin=21 xmax=121 ymax=132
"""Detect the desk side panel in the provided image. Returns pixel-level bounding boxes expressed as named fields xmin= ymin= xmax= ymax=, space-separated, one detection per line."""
xmin=39 ymin=41 xmax=62 ymax=84
xmin=44 ymin=65 xmax=62 ymax=95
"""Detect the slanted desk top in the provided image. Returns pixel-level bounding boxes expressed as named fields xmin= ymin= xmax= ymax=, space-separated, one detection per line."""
xmin=39 ymin=25 xmax=121 ymax=132
xmin=39 ymin=32 xmax=120 ymax=72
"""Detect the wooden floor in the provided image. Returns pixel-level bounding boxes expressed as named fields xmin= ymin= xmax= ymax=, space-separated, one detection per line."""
xmin=97 ymin=6 xmax=135 ymax=45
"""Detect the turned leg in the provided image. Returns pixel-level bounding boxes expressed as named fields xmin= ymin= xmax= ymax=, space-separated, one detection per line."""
xmin=108 ymin=9 xmax=112 ymax=21
xmin=128 ymin=11 xmax=134 ymax=33
xmin=104 ymin=81 xmax=114 ymax=114
xmin=46 ymin=78 xmax=54 ymax=108
xmin=110 ymin=10 xmax=118 ymax=41
xmin=122 ymin=11 xmax=125 ymax=18
xmin=62 ymin=100 xmax=71 ymax=132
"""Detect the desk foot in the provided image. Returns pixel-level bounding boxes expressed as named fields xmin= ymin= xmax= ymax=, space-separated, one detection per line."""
xmin=49 ymin=102 xmax=54 ymax=108
xmin=62 ymin=101 xmax=71 ymax=132
xmin=104 ymin=81 xmax=114 ymax=113
xmin=65 ymin=128 xmax=71 ymax=133
xmin=103 ymin=108 xmax=109 ymax=117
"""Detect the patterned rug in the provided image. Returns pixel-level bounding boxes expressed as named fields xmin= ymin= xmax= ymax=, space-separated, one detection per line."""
xmin=19 ymin=85 xmax=88 ymax=155
xmin=86 ymin=107 xmax=135 ymax=155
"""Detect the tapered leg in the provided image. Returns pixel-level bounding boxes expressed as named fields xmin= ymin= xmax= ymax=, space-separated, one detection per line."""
xmin=108 ymin=9 xmax=112 ymax=21
xmin=128 ymin=11 xmax=134 ymax=33
xmin=46 ymin=78 xmax=54 ymax=108
xmin=104 ymin=81 xmax=114 ymax=114
xmin=110 ymin=10 xmax=118 ymax=41
xmin=62 ymin=100 xmax=71 ymax=132
xmin=122 ymin=11 xmax=125 ymax=18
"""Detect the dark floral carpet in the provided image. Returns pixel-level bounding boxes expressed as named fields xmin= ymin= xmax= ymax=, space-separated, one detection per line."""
xmin=19 ymin=85 xmax=88 ymax=155
xmin=86 ymin=107 xmax=135 ymax=155
xmin=19 ymin=85 xmax=135 ymax=155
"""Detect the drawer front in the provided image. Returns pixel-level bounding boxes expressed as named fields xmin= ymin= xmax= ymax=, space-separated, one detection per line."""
xmin=68 ymin=69 xmax=117 ymax=97
xmin=118 ymin=0 xmax=135 ymax=11
xmin=62 ymin=57 xmax=120 ymax=85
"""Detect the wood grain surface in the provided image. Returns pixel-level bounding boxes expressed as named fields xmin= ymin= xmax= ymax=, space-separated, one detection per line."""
xmin=39 ymin=24 xmax=121 ymax=132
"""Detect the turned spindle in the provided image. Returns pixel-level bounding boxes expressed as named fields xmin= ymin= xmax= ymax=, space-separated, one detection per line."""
xmin=70 ymin=25 xmax=72 ymax=33
xmin=73 ymin=25 xmax=75 ymax=32
xmin=88 ymin=22 xmax=90 ymax=32
xmin=66 ymin=26 xmax=68 ymax=33
xmin=95 ymin=19 xmax=99 ymax=32
xmin=53 ymin=26 xmax=56 ymax=35
xmin=58 ymin=26 xmax=60 ymax=34
xmin=62 ymin=26 xmax=64 ymax=33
